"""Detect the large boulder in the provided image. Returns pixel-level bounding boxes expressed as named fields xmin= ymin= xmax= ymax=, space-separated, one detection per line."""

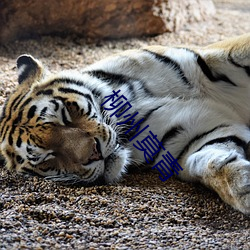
xmin=0 ymin=0 xmax=215 ymax=44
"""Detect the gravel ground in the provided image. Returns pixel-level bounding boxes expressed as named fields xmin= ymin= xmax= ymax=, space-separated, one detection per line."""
xmin=0 ymin=0 xmax=250 ymax=249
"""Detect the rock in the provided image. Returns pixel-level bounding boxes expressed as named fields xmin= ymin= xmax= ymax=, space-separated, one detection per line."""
xmin=0 ymin=0 xmax=215 ymax=44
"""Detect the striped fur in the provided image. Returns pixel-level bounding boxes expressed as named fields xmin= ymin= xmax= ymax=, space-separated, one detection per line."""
xmin=1 ymin=33 xmax=250 ymax=214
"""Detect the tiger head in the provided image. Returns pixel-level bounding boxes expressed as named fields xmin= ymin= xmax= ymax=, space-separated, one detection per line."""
xmin=0 ymin=55 xmax=130 ymax=185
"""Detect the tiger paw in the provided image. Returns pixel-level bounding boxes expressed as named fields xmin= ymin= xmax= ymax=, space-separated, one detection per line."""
xmin=207 ymin=156 xmax=250 ymax=214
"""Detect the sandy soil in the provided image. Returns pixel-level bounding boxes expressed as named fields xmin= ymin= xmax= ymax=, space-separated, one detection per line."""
xmin=0 ymin=0 xmax=250 ymax=249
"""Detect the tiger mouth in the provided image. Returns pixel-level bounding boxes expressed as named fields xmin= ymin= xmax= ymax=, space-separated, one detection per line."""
xmin=82 ymin=138 xmax=103 ymax=166
xmin=104 ymin=143 xmax=120 ymax=165
xmin=94 ymin=137 xmax=103 ymax=159
xmin=83 ymin=138 xmax=120 ymax=166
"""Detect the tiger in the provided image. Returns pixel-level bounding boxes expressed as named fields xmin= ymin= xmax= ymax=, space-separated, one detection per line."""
xmin=1 ymin=33 xmax=250 ymax=214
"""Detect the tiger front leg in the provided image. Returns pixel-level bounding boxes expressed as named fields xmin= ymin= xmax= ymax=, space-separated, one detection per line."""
xmin=182 ymin=146 xmax=250 ymax=214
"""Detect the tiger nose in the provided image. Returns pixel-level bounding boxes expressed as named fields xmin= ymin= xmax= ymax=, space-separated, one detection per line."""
xmin=89 ymin=138 xmax=103 ymax=161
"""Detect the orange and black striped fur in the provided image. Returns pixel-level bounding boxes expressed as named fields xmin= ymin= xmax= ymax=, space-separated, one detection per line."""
xmin=1 ymin=34 xmax=250 ymax=214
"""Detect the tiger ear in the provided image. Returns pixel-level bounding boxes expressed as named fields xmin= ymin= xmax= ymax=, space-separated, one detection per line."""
xmin=17 ymin=55 xmax=44 ymax=86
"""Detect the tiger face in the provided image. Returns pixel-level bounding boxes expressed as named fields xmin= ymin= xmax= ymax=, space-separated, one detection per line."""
xmin=0 ymin=55 xmax=130 ymax=185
